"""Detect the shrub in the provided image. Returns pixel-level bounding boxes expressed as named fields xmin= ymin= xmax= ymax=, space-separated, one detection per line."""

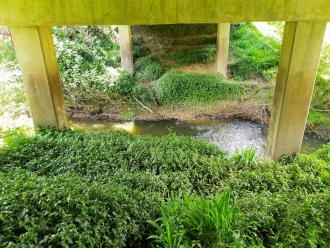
xmin=230 ymin=23 xmax=280 ymax=80
xmin=132 ymin=42 xmax=150 ymax=59
xmin=116 ymin=72 xmax=138 ymax=96
xmin=115 ymin=72 xmax=157 ymax=107
xmin=0 ymin=169 xmax=140 ymax=247
xmin=0 ymin=129 xmax=329 ymax=247
xmin=154 ymin=70 xmax=246 ymax=105
xmin=312 ymin=75 xmax=330 ymax=111
xmin=314 ymin=143 xmax=330 ymax=163
xmin=169 ymin=44 xmax=216 ymax=65
xmin=135 ymin=56 xmax=163 ymax=81
xmin=0 ymin=37 xmax=16 ymax=64
xmin=53 ymin=27 xmax=121 ymax=108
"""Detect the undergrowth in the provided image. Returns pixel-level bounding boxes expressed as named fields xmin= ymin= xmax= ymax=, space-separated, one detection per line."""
xmin=135 ymin=56 xmax=164 ymax=81
xmin=53 ymin=27 xmax=121 ymax=109
xmin=230 ymin=23 xmax=281 ymax=80
xmin=0 ymin=129 xmax=329 ymax=247
xmin=154 ymin=70 xmax=246 ymax=106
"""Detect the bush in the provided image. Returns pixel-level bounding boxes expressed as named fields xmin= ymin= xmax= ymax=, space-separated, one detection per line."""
xmin=0 ymin=129 xmax=329 ymax=247
xmin=53 ymin=27 xmax=121 ymax=108
xmin=314 ymin=143 xmax=330 ymax=163
xmin=0 ymin=169 xmax=140 ymax=247
xmin=132 ymin=42 xmax=150 ymax=59
xmin=135 ymin=56 xmax=163 ymax=81
xmin=0 ymin=35 xmax=16 ymax=65
xmin=230 ymin=23 xmax=281 ymax=80
xmin=116 ymin=72 xmax=138 ymax=96
xmin=154 ymin=70 xmax=246 ymax=105
xmin=115 ymin=72 xmax=157 ymax=107
xmin=169 ymin=44 xmax=216 ymax=65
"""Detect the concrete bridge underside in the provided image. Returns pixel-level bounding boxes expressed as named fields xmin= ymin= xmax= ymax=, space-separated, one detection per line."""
xmin=1 ymin=0 xmax=329 ymax=160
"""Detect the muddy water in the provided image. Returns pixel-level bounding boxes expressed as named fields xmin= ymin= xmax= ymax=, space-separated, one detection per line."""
xmin=70 ymin=118 xmax=326 ymax=156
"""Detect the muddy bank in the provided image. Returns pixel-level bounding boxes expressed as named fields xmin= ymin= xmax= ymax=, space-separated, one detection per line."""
xmin=68 ymin=101 xmax=269 ymax=123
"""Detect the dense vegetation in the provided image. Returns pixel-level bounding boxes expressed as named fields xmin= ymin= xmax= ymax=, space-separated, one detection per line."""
xmin=154 ymin=70 xmax=246 ymax=105
xmin=230 ymin=23 xmax=281 ymax=80
xmin=0 ymin=129 xmax=329 ymax=247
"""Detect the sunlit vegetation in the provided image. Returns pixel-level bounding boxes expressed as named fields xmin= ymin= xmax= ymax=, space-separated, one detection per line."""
xmin=154 ymin=70 xmax=246 ymax=106
xmin=0 ymin=129 xmax=329 ymax=247
xmin=230 ymin=23 xmax=281 ymax=80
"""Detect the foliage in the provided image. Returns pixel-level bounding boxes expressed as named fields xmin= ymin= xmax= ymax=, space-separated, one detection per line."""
xmin=0 ymin=37 xmax=16 ymax=64
xmin=150 ymin=190 xmax=236 ymax=248
xmin=115 ymin=72 xmax=156 ymax=107
xmin=318 ymin=44 xmax=330 ymax=77
xmin=53 ymin=27 xmax=121 ymax=108
xmin=132 ymin=41 xmax=150 ymax=59
xmin=154 ymin=70 xmax=246 ymax=106
xmin=314 ymin=143 xmax=330 ymax=163
xmin=135 ymin=56 xmax=164 ymax=81
xmin=309 ymin=74 xmax=330 ymax=128
xmin=230 ymin=23 xmax=281 ymax=80
xmin=169 ymin=44 xmax=216 ymax=65
xmin=308 ymin=111 xmax=330 ymax=129
xmin=0 ymin=129 xmax=329 ymax=247
xmin=0 ymin=169 xmax=140 ymax=247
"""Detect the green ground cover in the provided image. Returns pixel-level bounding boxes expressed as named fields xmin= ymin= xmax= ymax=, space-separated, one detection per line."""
xmin=154 ymin=70 xmax=246 ymax=106
xmin=0 ymin=129 xmax=329 ymax=247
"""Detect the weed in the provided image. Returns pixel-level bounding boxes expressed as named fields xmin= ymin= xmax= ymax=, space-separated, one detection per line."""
xmin=135 ymin=56 xmax=164 ymax=81
xmin=0 ymin=128 xmax=329 ymax=247
xmin=154 ymin=70 xmax=246 ymax=105
xmin=230 ymin=23 xmax=280 ymax=80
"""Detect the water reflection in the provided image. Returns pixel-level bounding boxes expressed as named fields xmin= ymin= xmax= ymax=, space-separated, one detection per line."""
xmin=70 ymin=118 xmax=326 ymax=156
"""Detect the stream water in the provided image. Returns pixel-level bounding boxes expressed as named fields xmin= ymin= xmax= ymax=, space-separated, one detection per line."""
xmin=70 ymin=118 xmax=327 ymax=156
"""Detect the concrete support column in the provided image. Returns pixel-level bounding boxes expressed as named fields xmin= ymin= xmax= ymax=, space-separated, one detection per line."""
xmin=10 ymin=26 xmax=67 ymax=128
xmin=118 ymin=25 xmax=134 ymax=74
xmin=265 ymin=21 xmax=326 ymax=160
xmin=216 ymin=23 xmax=230 ymax=78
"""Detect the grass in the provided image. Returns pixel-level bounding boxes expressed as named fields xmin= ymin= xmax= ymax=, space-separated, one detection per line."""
xmin=154 ymin=70 xmax=246 ymax=106
xmin=0 ymin=128 xmax=329 ymax=247
xmin=135 ymin=56 xmax=164 ymax=81
xmin=230 ymin=23 xmax=281 ymax=80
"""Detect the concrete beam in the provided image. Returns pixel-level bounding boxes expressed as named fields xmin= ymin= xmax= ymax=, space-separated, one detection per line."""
xmin=118 ymin=25 xmax=134 ymax=74
xmin=10 ymin=26 xmax=67 ymax=128
xmin=0 ymin=1 xmax=329 ymax=26
xmin=265 ymin=21 xmax=326 ymax=160
xmin=216 ymin=23 xmax=230 ymax=78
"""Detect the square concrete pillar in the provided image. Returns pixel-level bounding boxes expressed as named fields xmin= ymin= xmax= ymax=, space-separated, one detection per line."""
xmin=265 ymin=21 xmax=326 ymax=160
xmin=118 ymin=25 xmax=134 ymax=74
xmin=10 ymin=26 xmax=67 ymax=128
xmin=216 ymin=23 xmax=230 ymax=78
